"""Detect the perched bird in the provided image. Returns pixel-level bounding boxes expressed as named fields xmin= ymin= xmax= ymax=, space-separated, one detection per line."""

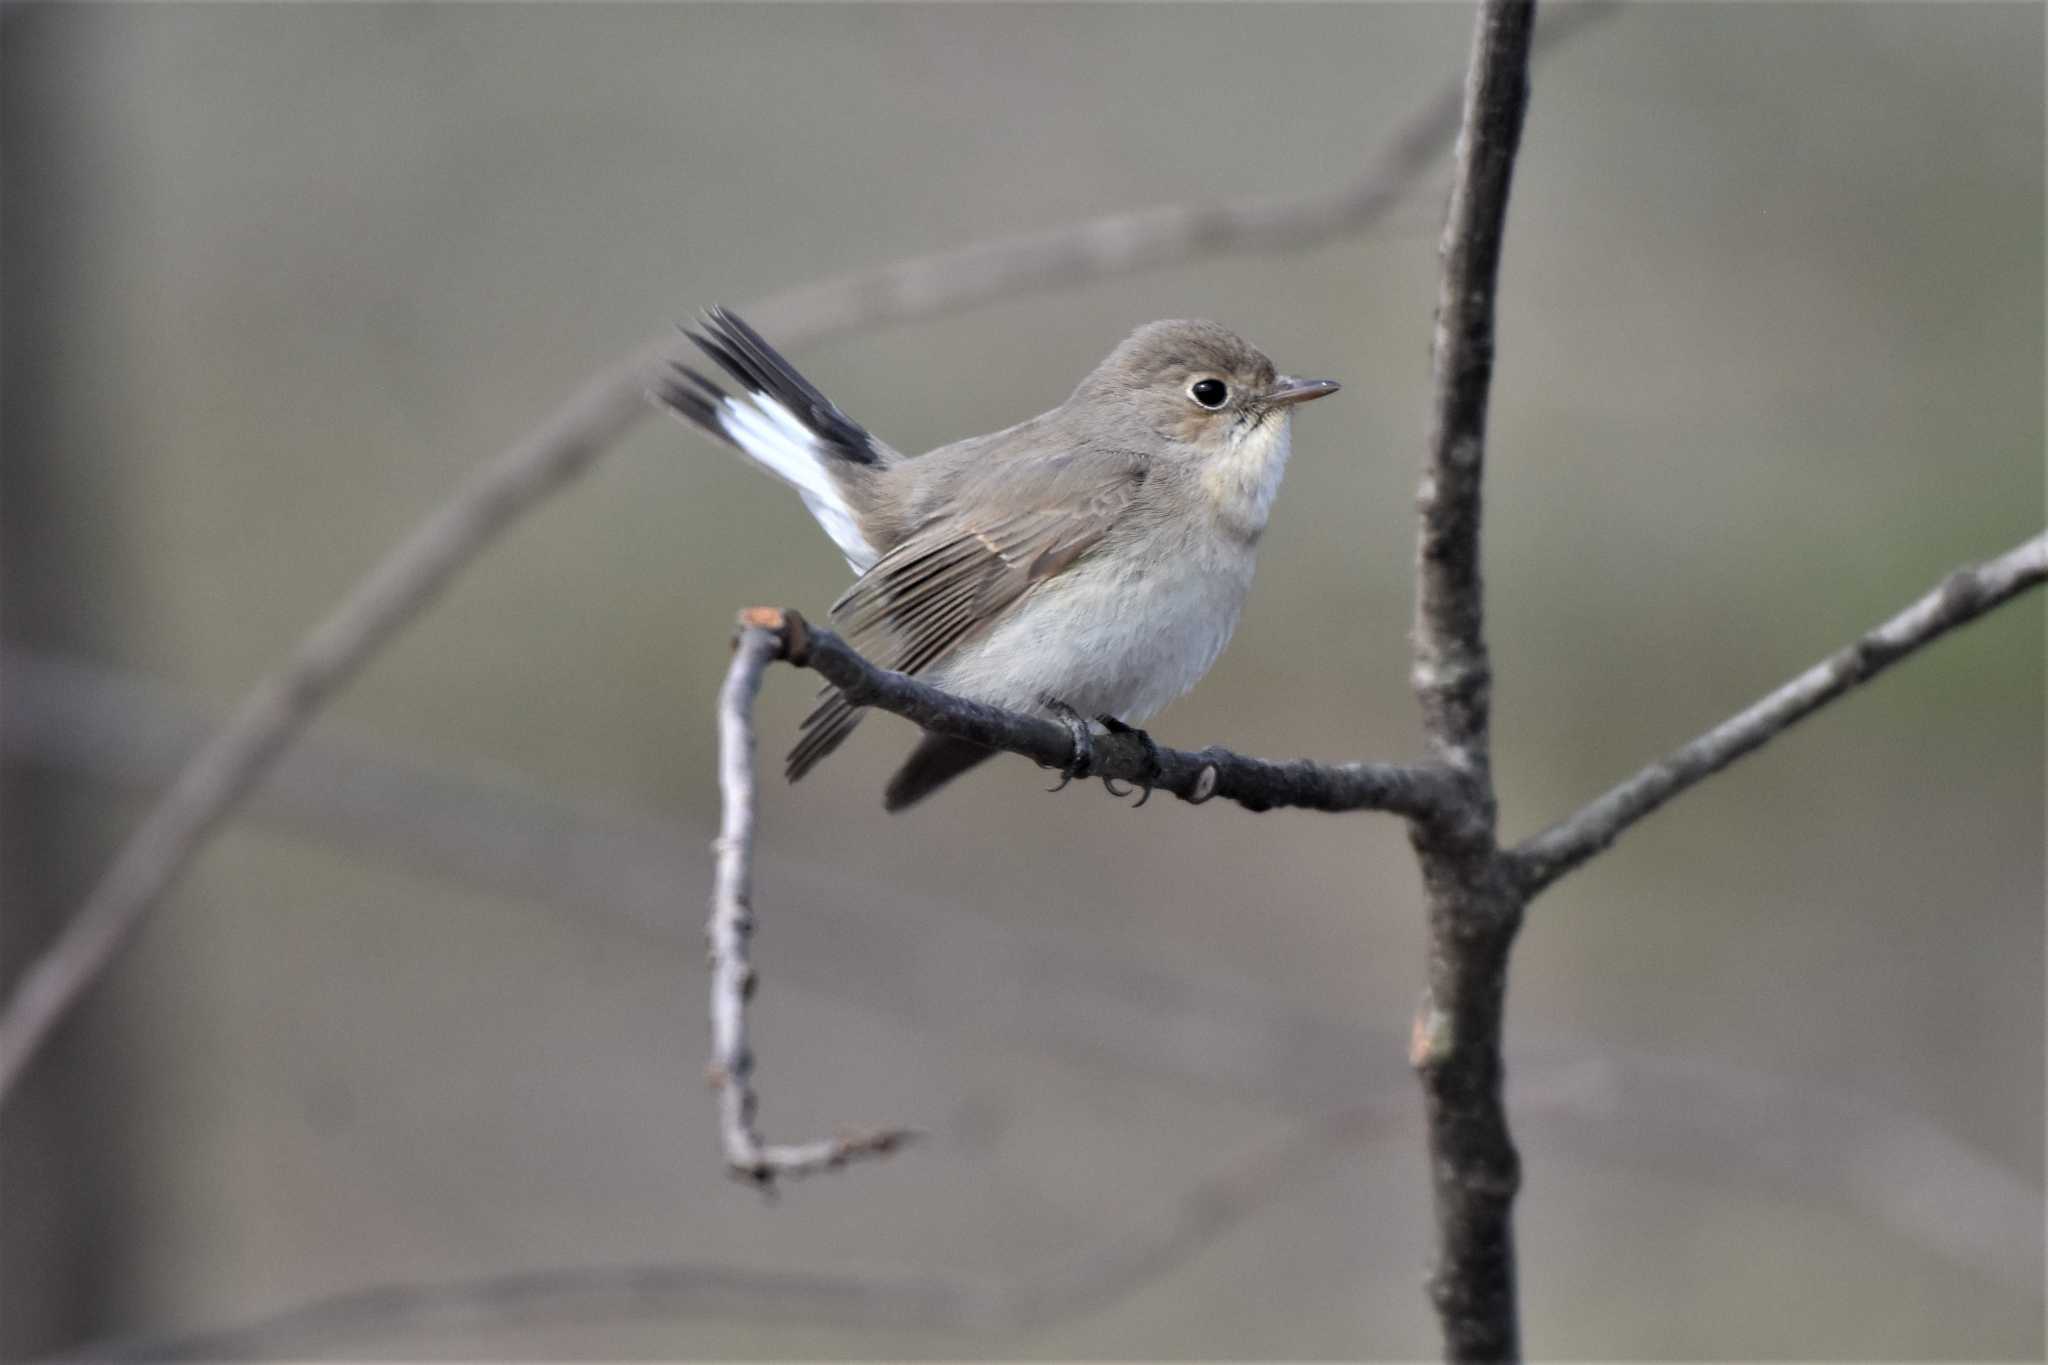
xmin=656 ymin=308 xmax=1339 ymax=810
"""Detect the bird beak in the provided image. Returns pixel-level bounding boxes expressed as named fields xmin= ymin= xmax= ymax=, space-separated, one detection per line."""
xmin=1265 ymin=376 xmax=1341 ymax=406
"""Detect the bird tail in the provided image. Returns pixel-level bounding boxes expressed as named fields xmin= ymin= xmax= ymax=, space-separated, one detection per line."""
xmin=651 ymin=306 xmax=889 ymax=573
xmin=785 ymin=686 xmax=866 ymax=784
xmin=883 ymin=734 xmax=996 ymax=812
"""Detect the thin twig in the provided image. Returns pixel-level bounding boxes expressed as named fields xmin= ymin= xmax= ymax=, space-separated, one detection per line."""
xmin=1512 ymin=530 xmax=2048 ymax=897
xmin=1405 ymin=1 xmax=1537 ymax=1359
xmin=709 ymin=619 xmax=914 ymax=1186
xmin=0 ymin=16 xmax=1617 ymax=1108
xmin=728 ymin=608 xmax=1463 ymax=821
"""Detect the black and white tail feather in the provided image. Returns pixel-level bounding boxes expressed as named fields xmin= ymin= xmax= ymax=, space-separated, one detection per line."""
xmin=655 ymin=307 xmax=927 ymax=791
xmin=654 ymin=307 xmax=891 ymax=573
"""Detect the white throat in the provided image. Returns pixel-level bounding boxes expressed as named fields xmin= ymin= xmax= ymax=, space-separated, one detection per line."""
xmin=1202 ymin=412 xmax=1294 ymax=539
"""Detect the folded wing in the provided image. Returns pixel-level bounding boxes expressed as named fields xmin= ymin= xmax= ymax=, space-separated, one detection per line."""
xmin=786 ymin=448 xmax=1148 ymax=784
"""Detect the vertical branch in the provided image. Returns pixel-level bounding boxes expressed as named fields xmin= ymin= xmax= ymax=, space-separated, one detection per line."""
xmin=1415 ymin=0 xmax=1534 ymax=785
xmin=1407 ymin=0 xmax=1537 ymax=1360
xmin=709 ymin=624 xmax=775 ymax=1173
xmin=708 ymin=613 xmax=912 ymax=1186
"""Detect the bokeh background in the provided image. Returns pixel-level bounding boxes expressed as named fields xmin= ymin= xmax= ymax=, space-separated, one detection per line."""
xmin=3 ymin=3 xmax=2041 ymax=1359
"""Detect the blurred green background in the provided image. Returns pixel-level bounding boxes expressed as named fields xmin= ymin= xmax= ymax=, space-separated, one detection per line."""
xmin=2 ymin=3 xmax=2041 ymax=1359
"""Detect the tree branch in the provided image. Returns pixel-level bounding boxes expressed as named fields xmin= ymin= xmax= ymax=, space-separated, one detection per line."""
xmin=1512 ymin=530 xmax=2048 ymax=898
xmin=1414 ymin=10 xmax=1530 ymax=792
xmin=0 ymin=17 xmax=1619 ymax=1109
xmin=709 ymin=621 xmax=914 ymax=1186
xmin=1405 ymin=1 xmax=1537 ymax=1359
xmin=725 ymin=608 xmax=1463 ymax=821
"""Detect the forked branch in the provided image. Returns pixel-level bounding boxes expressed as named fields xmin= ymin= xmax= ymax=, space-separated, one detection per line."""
xmin=1403 ymin=1 xmax=1537 ymax=1358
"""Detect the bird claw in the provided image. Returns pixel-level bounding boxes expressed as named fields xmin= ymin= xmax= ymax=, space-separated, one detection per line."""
xmin=1098 ymin=715 xmax=1163 ymax=807
xmin=1042 ymin=697 xmax=1095 ymax=792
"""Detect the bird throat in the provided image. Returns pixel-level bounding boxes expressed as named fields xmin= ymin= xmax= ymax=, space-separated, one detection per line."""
xmin=1201 ymin=413 xmax=1293 ymax=543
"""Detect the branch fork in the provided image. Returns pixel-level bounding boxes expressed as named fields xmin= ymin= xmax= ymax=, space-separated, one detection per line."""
xmin=709 ymin=494 xmax=2045 ymax=1212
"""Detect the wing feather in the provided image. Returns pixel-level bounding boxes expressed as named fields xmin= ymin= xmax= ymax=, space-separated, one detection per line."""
xmin=783 ymin=451 xmax=1147 ymax=782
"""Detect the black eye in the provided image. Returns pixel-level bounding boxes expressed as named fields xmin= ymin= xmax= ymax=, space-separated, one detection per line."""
xmin=1190 ymin=378 xmax=1229 ymax=409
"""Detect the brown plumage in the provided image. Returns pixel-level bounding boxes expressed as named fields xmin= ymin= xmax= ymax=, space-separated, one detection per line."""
xmin=656 ymin=311 xmax=1339 ymax=808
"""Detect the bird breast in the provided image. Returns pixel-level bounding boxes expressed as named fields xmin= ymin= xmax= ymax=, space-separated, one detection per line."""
xmin=924 ymin=413 xmax=1293 ymax=727
xmin=932 ymin=525 xmax=1259 ymax=726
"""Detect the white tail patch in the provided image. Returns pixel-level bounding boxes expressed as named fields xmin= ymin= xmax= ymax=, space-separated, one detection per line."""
xmin=717 ymin=393 xmax=877 ymax=573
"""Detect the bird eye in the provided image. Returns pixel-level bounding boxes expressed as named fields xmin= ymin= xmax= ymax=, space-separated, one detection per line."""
xmin=1190 ymin=378 xmax=1229 ymax=409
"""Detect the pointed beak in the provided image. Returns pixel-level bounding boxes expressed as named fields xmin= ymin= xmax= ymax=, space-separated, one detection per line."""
xmin=1265 ymin=376 xmax=1341 ymax=407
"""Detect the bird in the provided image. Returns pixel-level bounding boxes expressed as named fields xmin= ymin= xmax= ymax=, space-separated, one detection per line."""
xmin=654 ymin=307 xmax=1339 ymax=810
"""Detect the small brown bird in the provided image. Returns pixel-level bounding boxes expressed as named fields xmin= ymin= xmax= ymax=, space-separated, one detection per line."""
xmin=656 ymin=309 xmax=1339 ymax=809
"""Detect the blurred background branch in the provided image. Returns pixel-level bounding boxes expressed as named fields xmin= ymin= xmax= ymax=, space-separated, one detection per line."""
xmin=55 ymin=1047 xmax=2036 ymax=1360
xmin=740 ymin=4 xmax=1618 ymax=344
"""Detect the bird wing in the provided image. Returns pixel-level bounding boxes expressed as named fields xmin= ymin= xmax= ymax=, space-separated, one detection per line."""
xmin=785 ymin=446 xmax=1148 ymax=781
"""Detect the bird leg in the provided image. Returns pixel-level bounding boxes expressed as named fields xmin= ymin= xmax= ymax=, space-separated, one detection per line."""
xmin=1041 ymin=697 xmax=1095 ymax=792
xmin=1097 ymin=715 xmax=1163 ymax=805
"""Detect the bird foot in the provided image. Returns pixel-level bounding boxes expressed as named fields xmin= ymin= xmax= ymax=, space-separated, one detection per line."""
xmin=1042 ymin=697 xmax=1095 ymax=792
xmin=1097 ymin=715 xmax=1163 ymax=806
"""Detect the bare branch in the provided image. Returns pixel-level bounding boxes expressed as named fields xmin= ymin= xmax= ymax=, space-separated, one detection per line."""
xmin=1413 ymin=13 xmax=1533 ymax=791
xmin=0 ymin=19 xmax=1623 ymax=1108
xmin=733 ymin=608 xmax=1463 ymax=821
xmin=1512 ymin=530 xmax=2048 ymax=897
xmin=709 ymin=620 xmax=914 ymax=1185
xmin=53 ymin=1099 xmax=1406 ymax=1359
xmin=762 ymin=41 xmax=1469 ymax=333
xmin=1406 ymin=1 xmax=1538 ymax=1359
